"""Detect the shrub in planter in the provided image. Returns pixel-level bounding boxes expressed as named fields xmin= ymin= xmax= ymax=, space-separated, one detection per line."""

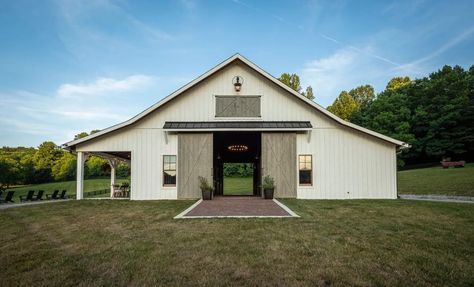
xmin=262 ymin=175 xmax=275 ymax=199
xmin=198 ymin=176 xmax=213 ymax=200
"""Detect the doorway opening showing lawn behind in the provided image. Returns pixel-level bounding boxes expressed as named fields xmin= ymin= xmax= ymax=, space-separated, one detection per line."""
xmin=223 ymin=163 xmax=254 ymax=195
xmin=213 ymin=132 xmax=261 ymax=197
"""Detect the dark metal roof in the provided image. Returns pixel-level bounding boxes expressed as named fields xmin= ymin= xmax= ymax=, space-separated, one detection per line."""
xmin=163 ymin=121 xmax=312 ymax=129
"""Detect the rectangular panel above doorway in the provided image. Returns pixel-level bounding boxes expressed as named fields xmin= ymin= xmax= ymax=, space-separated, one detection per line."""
xmin=215 ymin=96 xmax=261 ymax=117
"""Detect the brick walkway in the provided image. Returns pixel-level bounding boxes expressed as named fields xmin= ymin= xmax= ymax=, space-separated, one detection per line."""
xmin=175 ymin=196 xmax=299 ymax=218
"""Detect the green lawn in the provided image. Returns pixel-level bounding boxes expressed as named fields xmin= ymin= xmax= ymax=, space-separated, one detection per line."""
xmin=398 ymin=163 xmax=474 ymax=196
xmin=8 ymin=178 xmax=129 ymax=201
xmin=224 ymin=176 xmax=253 ymax=195
xmin=0 ymin=199 xmax=473 ymax=286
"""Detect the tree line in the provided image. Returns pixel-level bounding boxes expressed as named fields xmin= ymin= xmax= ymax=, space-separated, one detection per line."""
xmin=0 ymin=131 xmax=130 ymax=191
xmin=325 ymin=65 xmax=474 ymax=166
xmin=278 ymin=66 xmax=473 ymax=166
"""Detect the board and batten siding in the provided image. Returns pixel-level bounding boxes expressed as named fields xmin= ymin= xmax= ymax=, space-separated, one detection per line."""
xmin=296 ymin=126 xmax=397 ymax=199
xmin=76 ymin=127 xmax=179 ymax=200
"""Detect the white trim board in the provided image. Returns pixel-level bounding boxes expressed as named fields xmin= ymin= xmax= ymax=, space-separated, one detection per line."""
xmin=273 ymin=199 xmax=300 ymax=217
xmin=174 ymin=199 xmax=203 ymax=219
xmin=174 ymin=198 xmax=300 ymax=219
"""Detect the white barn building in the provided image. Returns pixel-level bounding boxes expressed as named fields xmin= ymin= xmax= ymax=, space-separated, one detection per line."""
xmin=63 ymin=54 xmax=409 ymax=200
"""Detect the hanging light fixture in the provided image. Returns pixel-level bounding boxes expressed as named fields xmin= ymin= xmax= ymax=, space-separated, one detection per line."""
xmin=232 ymin=75 xmax=243 ymax=92
xmin=228 ymin=144 xmax=248 ymax=152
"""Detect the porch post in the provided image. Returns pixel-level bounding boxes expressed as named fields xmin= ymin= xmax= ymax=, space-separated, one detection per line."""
xmin=108 ymin=159 xmax=117 ymax=198
xmin=76 ymin=152 xmax=87 ymax=200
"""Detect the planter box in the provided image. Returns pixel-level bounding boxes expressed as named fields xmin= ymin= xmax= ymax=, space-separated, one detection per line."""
xmin=202 ymin=190 xmax=213 ymax=200
xmin=263 ymin=188 xmax=274 ymax=199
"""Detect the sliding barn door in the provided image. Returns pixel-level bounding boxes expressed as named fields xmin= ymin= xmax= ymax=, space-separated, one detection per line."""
xmin=178 ymin=133 xmax=213 ymax=199
xmin=261 ymin=133 xmax=297 ymax=198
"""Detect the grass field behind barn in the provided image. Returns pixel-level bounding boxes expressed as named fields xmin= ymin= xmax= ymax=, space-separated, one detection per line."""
xmin=0 ymin=200 xmax=473 ymax=286
xmin=397 ymin=163 xmax=474 ymax=196
xmin=224 ymin=177 xmax=253 ymax=195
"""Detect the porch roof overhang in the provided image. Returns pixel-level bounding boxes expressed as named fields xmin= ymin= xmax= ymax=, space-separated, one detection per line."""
xmin=163 ymin=121 xmax=312 ymax=131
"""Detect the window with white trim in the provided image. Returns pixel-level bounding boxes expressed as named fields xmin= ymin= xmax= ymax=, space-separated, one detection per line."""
xmin=163 ymin=155 xmax=176 ymax=186
xmin=299 ymin=155 xmax=312 ymax=185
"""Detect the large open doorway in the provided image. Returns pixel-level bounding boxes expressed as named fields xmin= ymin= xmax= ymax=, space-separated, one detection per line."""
xmin=213 ymin=132 xmax=261 ymax=196
xmin=223 ymin=163 xmax=254 ymax=195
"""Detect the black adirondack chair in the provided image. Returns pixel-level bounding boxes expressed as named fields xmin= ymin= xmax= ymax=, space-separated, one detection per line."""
xmin=0 ymin=191 xmax=15 ymax=203
xmin=47 ymin=190 xmax=60 ymax=200
xmin=35 ymin=190 xmax=44 ymax=201
xmin=20 ymin=190 xmax=35 ymax=202
xmin=58 ymin=190 xmax=67 ymax=199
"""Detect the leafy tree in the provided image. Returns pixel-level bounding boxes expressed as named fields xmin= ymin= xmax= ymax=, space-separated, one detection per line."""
xmin=352 ymin=90 xmax=416 ymax=166
xmin=349 ymin=84 xmax=375 ymax=107
xmin=0 ymin=156 xmax=20 ymax=191
xmin=386 ymin=76 xmax=412 ymax=91
xmin=74 ymin=132 xmax=89 ymax=140
xmin=85 ymin=156 xmax=109 ymax=178
xmin=327 ymin=91 xmax=359 ymax=120
xmin=116 ymin=163 xmax=131 ymax=178
xmin=223 ymin=163 xmax=253 ymax=177
xmin=407 ymin=65 xmax=474 ymax=160
xmin=279 ymin=73 xmax=315 ymax=101
xmin=19 ymin=153 xmax=36 ymax=184
xmin=33 ymin=141 xmax=63 ymax=182
xmin=302 ymin=86 xmax=315 ymax=101
xmin=52 ymin=152 xmax=76 ymax=181
xmin=279 ymin=73 xmax=302 ymax=92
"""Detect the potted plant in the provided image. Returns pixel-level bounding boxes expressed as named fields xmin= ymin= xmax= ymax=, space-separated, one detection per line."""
xmin=198 ymin=176 xmax=213 ymax=200
xmin=262 ymin=175 xmax=275 ymax=199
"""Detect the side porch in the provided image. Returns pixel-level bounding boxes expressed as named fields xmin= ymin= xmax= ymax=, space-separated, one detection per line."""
xmin=75 ymin=151 xmax=131 ymax=200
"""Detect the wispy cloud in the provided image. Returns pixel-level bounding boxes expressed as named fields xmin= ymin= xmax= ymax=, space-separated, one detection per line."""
xmin=302 ymin=48 xmax=359 ymax=105
xmin=394 ymin=26 xmax=474 ymax=73
xmin=53 ymin=0 xmax=173 ymax=60
xmin=301 ymin=45 xmax=419 ymax=107
xmin=319 ymin=33 xmax=400 ymax=67
xmin=0 ymin=74 xmax=161 ymax=145
xmin=57 ymin=74 xmax=153 ymax=98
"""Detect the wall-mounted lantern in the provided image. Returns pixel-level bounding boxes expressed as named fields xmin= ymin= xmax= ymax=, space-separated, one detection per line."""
xmin=232 ymin=75 xmax=243 ymax=92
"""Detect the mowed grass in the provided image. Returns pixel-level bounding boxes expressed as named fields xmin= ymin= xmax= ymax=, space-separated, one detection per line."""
xmin=0 ymin=199 xmax=473 ymax=286
xmin=224 ymin=176 xmax=253 ymax=195
xmin=398 ymin=163 xmax=474 ymax=196
xmin=8 ymin=178 xmax=129 ymax=202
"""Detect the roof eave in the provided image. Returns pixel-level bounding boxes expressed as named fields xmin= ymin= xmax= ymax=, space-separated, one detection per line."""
xmin=61 ymin=53 xmax=410 ymax=149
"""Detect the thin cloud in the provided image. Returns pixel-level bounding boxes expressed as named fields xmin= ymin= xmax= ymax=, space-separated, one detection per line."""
xmin=301 ymin=46 xmax=423 ymax=107
xmin=57 ymin=75 xmax=153 ymax=98
xmin=319 ymin=33 xmax=401 ymax=67
xmin=302 ymin=48 xmax=359 ymax=105
xmin=394 ymin=26 xmax=474 ymax=73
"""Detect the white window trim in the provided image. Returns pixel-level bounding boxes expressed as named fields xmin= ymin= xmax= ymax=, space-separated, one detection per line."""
xmin=162 ymin=154 xmax=177 ymax=188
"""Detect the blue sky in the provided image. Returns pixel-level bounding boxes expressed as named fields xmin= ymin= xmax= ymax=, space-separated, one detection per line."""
xmin=1 ymin=0 xmax=473 ymax=147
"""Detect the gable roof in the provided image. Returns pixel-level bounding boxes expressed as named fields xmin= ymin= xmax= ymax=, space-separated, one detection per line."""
xmin=62 ymin=53 xmax=410 ymax=150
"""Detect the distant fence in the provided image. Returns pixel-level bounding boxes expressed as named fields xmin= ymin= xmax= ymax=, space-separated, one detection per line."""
xmin=71 ymin=188 xmax=110 ymax=199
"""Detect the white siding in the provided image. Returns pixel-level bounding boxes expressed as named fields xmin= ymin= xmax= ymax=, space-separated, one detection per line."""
xmin=296 ymin=127 xmax=397 ymax=199
xmin=75 ymin=61 xmax=398 ymax=200
xmin=77 ymin=129 xmax=178 ymax=200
